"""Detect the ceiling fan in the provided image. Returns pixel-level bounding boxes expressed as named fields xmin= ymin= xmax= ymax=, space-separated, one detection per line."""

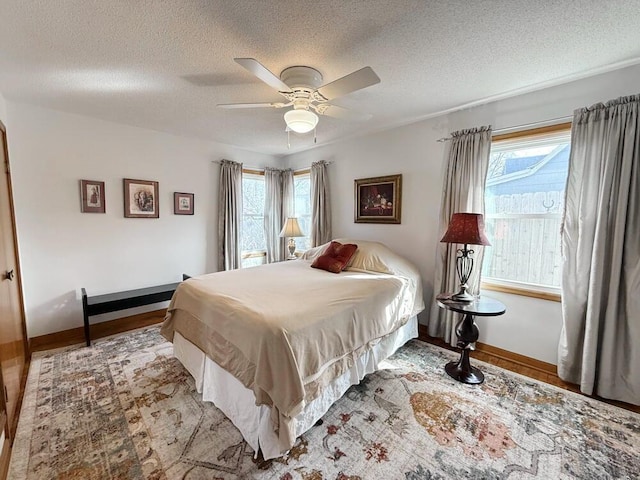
xmin=218 ymin=58 xmax=381 ymax=134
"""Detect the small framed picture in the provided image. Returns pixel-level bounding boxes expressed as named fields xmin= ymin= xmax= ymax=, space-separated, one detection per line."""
xmin=354 ymin=174 xmax=402 ymax=224
xmin=174 ymin=192 xmax=194 ymax=215
xmin=80 ymin=180 xmax=106 ymax=213
xmin=123 ymin=178 xmax=159 ymax=218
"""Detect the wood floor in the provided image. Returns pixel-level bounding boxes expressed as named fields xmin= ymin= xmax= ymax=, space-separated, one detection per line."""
xmin=30 ymin=313 xmax=639 ymax=415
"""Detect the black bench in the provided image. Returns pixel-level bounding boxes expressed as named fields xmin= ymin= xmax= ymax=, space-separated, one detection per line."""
xmin=81 ymin=279 xmax=186 ymax=346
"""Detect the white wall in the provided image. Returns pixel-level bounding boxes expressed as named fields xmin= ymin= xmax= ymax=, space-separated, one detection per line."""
xmin=0 ymin=93 xmax=6 ymax=124
xmin=285 ymin=63 xmax=640 ymax=365
xmin=5 ymin=102 xmax=279 ymax=338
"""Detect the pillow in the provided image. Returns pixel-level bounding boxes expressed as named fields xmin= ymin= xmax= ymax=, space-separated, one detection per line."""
xmin=300 ymin=243 xmax=328 ymax=261
xmin=311 ymin=241 xmax=358 ymax=273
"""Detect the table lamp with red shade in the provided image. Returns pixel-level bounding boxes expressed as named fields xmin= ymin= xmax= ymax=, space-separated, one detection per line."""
xmin=440 ymin=212 xmax=491 ymax=302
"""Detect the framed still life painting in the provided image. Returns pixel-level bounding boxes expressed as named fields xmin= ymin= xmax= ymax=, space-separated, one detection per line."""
xmin=174 ymin=192 xmax=194 ymax=215
xmin=80 ymin=179 xmax=105 ymax=213
xmin=123 ymin=178 xmax=159 ymax=218
xmin=354 ymin=174 xmax=402 ymax=224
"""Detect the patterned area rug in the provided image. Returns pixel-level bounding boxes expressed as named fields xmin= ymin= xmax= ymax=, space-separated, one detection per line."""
xmin=8 ymin=326 xmax=640 ymax=480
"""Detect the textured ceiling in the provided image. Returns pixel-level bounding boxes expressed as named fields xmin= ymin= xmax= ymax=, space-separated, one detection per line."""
xmin=1 ymin=1 xmax=640 ymax=156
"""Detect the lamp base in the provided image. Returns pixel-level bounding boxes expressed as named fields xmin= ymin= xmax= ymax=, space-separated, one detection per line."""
xmin=451 ymin=248 xmax=475 ymax=302
xmin=451 ymin=284 xmax=474 ymax=302
xmin=287 ymin=238 xmax=297 ymax=260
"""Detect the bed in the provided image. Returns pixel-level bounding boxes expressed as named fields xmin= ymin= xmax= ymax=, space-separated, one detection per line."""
xmin=161 ymin=239 xmax=424 ymax=459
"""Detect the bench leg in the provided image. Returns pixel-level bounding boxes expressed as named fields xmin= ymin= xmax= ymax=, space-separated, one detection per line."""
xmin=82 ymin=289 xmax=91 ymax=347
xmin=83 ymin=311 xmax=90 ymax=346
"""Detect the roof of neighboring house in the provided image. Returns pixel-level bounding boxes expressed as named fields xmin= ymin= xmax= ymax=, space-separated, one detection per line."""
xmin=503 ymin=155 xmax=546 ymax=174
xmin=486 ymin=145 xmax=570 ymax=187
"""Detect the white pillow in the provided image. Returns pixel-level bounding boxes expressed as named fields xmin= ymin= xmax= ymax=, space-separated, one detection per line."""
xmin=300 ymin=243 xmax=329 ymax=262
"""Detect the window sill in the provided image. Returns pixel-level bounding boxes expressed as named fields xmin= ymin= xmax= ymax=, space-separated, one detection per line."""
xmin=481 ymin=281 xmax=561 ymax=302
xmin=241 ymin=251 xmax=266 ymax=259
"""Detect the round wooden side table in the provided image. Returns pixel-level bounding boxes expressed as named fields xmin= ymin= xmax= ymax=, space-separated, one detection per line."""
xmin=436 ymin=293 xmax=506 ymax=384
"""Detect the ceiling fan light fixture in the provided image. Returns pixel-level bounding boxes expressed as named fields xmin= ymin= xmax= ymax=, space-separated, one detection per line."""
xmin=284 ymin=109 xmax=318 ymax=134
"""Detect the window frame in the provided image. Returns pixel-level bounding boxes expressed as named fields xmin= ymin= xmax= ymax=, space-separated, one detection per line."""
xmin=481 ymin=122 xmax=572 ymax=302
xmin=293 ymin=168 xmax=312 ymax=253
xmin=240 ymin=167 xmax=313 ymax=263
xmin=241 ymin=169 xmax=267 ymax=268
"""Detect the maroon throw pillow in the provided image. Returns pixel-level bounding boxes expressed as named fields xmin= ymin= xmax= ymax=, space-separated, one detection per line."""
xmin=310 ymin=254 xmax=344 ymax=273
xmin=311 ymin=241 xmax=358 ymax=273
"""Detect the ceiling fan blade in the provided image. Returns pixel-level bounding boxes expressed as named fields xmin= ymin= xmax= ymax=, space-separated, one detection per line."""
xmin=234 ymin=58 xmax=291 ymax=92
xmin=317 ymin=66 xmax=380 ymax=100
xmin=316 ymin=104 xmax=372 ymax=121
xmin=217 ymin=102 xmax=287 ymax=109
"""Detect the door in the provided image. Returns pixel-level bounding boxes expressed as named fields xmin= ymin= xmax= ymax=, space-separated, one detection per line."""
xmin=0 ymin=120 xmax=28 ymax=441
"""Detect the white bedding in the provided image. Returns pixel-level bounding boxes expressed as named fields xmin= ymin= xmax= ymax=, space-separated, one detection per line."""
xmin=163 ymin=239 xmax=425 ymax=457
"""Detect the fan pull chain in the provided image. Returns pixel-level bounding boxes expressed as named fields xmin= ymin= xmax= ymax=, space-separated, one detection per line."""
xmin=287 ymin=129 xmax=291 ymax=149
xmin=314 ymin=127 xmax=317 ymax=144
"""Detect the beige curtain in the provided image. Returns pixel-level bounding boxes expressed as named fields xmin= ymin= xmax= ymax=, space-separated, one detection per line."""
xmin=310 ymin=160 xmax=332 ymax=247
xmin=559 ymin=94 xmax=640 ymax=406
xmin=218 ymin=159 xmax=243 ymax=271
xmin=428 ymin=126 xmax=492 ymax=345
xmin=264 ymin=168 xmax=293 ymax=263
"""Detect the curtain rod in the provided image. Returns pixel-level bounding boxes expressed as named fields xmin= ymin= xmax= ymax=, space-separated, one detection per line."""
xmin=436 ymin=115 xmax=573 ymax=142
xmin=211 ymin=160 xmax=333 ymax=173
xmin=211 ymin=160 xmax=334 ymax=167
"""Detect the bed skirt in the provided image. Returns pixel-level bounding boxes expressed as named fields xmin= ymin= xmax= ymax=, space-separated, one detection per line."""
xmin=172 ymin=316 xmax=418 ymax=460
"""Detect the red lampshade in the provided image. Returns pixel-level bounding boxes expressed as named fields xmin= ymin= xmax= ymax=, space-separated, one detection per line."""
xmin=440 ymin=213 xmax=491 ymax=246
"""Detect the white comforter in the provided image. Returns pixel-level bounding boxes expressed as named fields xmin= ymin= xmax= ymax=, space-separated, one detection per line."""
xmin=161 ymin=249 xmax=423 ymax=452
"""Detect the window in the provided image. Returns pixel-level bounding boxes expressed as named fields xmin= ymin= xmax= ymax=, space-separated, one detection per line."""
xmin=241 ymin=171 xmax=266 ymax=268
xmin=293 ymin=171 xmax=312 ymax=252
xmin=241 ymin=169 xmax=311 ymax=267
xmin=481 ymin=124 xmax=571 ymax=299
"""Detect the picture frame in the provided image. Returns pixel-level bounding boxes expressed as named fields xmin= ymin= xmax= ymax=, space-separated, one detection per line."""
xmin=354 ymin=174 xmax=402 ymax=224
xmin=123 ymin=178 xmax=159 ymax=218
xmin=174 ymin=192 xmax=194 ymax=215
xmin=80 ymin=180 xmax=106 ymax=213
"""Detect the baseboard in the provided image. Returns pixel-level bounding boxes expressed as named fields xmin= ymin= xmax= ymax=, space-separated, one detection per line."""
xmin=30 ymin=309 xmax=167 ymax=352
xmin=417 ymin=324 xmax=557 ymax=375
xmin=474 ymin=341 xmax=557 ymax=375
xmin=0 ymin=428 xmax=10 ymax=480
